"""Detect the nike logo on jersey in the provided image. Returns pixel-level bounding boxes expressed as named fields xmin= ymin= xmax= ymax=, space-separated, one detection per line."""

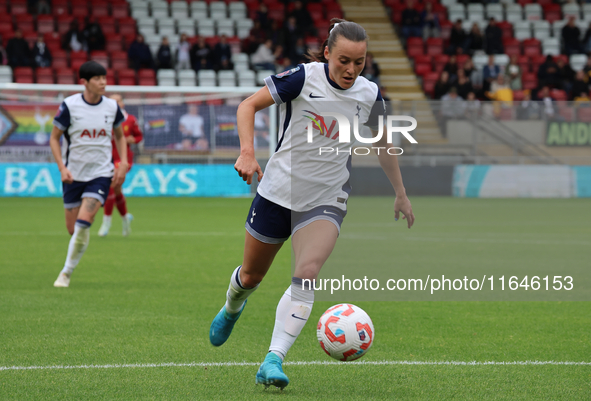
xmin=323 ymin=210 xmax=338 ymax=216
xmin=291 ymin=313 xmax=307 ymax=321
xmin=250 ymin=208 xmax=256 ymax=224
xmin=309 ymin=93 xmax=325 ymax=98
xmin=98 ymin=189 xmax=105 ymax=195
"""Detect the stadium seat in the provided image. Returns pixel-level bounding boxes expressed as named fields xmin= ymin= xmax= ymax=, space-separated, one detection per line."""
xmin=494 ymin=54 xmax=510 ymax=67
xmin=99 ymin=17 xmax=117 ymax=35
xmin=472 ymin=54 xmax=489 ymax=70
xmin=0 ymin=66 xmax=13 ymax=83
xmin=118 ymin=18 xmax=137 ymax=36
xmin=218 ymin=70 xmax=236 ymax=86
xmin=517 ymin=55 xmax=530 ymax=73
xmin=72 ymin=4 xmax=89 ymax=18
xmin=521 ymin=72 xmax=537 ymax=90
xmin=542 ymin=37 xmax=560 ymax=56
xmin=111 ymin=51 xmax=128 ymax=69
xmin=570 ymin=54 xmax=588 ymax=71
xmin=52 ymin=0 xmax=69 ymax=16
xmin=198 ymin=20 xmax=216 ymax=37
xmin=198 ymin=69 xmax=217 ymax=86
xmin=524 ymin=4 xmax=542 ymax=20
xmin=562 ymin=4 xmax=581 ymax=20
xmin=90 ymin=51 xmax=109 ymax=69
xmin=256 ymin=70 xmax=274 ymax=85
xmin=105 ymin=34 xmax=123 ymax=52
xmin=178 ymin=20 xmax=196 ymax=36
xmin=543 ymin=4 xmax=562 ymax=23
xmin=36 ymin=68 xmax=54 ymax=84
xmin=91 ymin=2 xmax=110 ymax=18
xmin=486 ymin=4 xmax=503 ymax=21
xmin=467 ymin=3 xmax=484 ymax=21
xmin=37 ymin=15 xmax=55 ymax=34
xmin=217 ymin=19 xmax=235 ymax=36
xmin=52 ymin=50 xmax=68 ymax=68
xmin=414 ymin=63 xmax=432 ymax=77
xmin=237 ymin=69 xmax=255 ymax=86
xmin=178 ymin=69 xmax=196 ymax=86
xmin=15 ymin=14 xmax=34 ymax=32
xmin=112 ymin=3 xmax=130 ymax=19
xmin=503 ymin=38 xmax=521 ymax=57
xmin=426 ymin=38 xmax=443 ymax=56
xmin=118 ymin=69 xmax=136 ymax=85
xmin=157 ymin=69 xmax=176 ymax=86
xmin=522 ymin=38 xmax=541 ymax=56
xmin=10 ymin=0 xmax=27 ymax=15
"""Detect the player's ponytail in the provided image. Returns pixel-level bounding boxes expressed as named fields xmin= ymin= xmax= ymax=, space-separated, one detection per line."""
xmin=307 ymin=19 xmax=368 ymax=63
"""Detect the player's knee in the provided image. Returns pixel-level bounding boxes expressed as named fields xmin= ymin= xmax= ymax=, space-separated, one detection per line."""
xmin=240 ymin=271 xmax=263 ymax=288
xmin=295 ymin=261 xmax=323 ymax=281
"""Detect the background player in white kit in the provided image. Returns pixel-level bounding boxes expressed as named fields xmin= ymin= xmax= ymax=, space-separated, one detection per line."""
xmin=209 ymin=20 xmax=415 ymax=389
xmin=50 ymin=61 xmax=128 ymax=288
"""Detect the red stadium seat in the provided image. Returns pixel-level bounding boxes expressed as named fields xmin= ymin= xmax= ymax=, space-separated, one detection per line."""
xmin=118 ymin=69 xmax=136 ymax=85
xmin=106 ymin=69 xmax=116 ymax=85
xmin=37 ymin=15 xmax=55 ymax=34
xmin=307 ymin=3 xmax=324 ymax=21
xmin=14 ymin=67 xmax=34 ymax=83
xmin=554 ymin=54 xmax=568 ymax=65
xmin=118 ymin=17 xmax=137 ymax=36
xmin=551 ymin=89 xmax=567 ymax=101
xmin=90 ymin=51 xmax=109 ymax=69
xmin=110 ymin=51 xmax=128 ymax=69
xmin=105 ymin=33 xmax=123 ymax=52
xmin=497 ymin=21 xmax=513 ymax=40
xmin=91 ymin=2 xmax=110 ymax=17
xmin=517 ymin=0 xmax=532 ymax=5
xmin=70 ymin=50 xmax=88 ymax=62
xmin=517 ymin=55 xmax=530 ymax=72
xmin=71 ymin=59 xmax=87 ymax=70
xmin=52 ymin=0 xmax=69 ymax=16
xmin=99 ymin=17 xmax=117 ymax=35
xmin=414 ymin=63 xmax=432 ymax=77
xmin=10 ymin=0 xmax=28 ymax=15
xmin=267 ymin=3 xmax=285 ymax=20
xmin=503 ymin=38 xmax=521 ymax=57
xmin=456 ymin=54 xmax=469 ymax=66
xmin=521 ymin=73 xmax=537 ymax=90
xmin=36 ymin=68 xmax=55 ymax=83
xmin=15 ymin=14 xmax=34 ymax=32
xmin=52 ymin=50 xmax=69 ymax=68
xmin=325 ymin=8 xmax=344 ymax=20
xmin=57 ymin=75 xmax=75 ymax=84
xmin=513 ymin=90 xmax=525 ymax=101
xmin=72 ymin=4 xmax=89 ymax=18
xmin=138 ymin=69 xmax=155 ymax=79
xmin=23 ymin=32 xmax=38 ymax=48
xmin=522 ymin=38 xmax=541 ymax=56
xmin=111 ymin=3 xmax=129 ymax=19
xmin=413 ymin=54 xmax=431 ymax=65
xmin=138 ymin=77 xmax=156 ymax=86
xmin=426 ymin=38 xmax=443 ymax=56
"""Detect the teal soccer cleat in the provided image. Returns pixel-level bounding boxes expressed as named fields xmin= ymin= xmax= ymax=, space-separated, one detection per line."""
xmin=209 ymin=300 xmax=247 ymax=347
xmin=255 ymin=352 xmax=289 ymax=389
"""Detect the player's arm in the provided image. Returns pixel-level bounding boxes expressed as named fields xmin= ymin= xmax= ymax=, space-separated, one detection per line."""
xmin=235 ymin=86 xmax=275 ymax=184
xmin=371 ymin=128 xmax=415 ymax=228
xmin=49 ymin=125 xmax=73 ymax=184
xmin=112 ymin=125 xmax=128 ymax=187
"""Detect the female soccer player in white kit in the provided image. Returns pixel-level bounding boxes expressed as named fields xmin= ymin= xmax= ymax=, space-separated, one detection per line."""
xmin=209 ymin=20 xmax=415 ymax=389
xmin=50 ymin=61 xmax=128 ymax=287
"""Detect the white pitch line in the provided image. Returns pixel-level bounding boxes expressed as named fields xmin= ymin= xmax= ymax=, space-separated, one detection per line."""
xmin=1 ymin=360 xmax=590 ymax=371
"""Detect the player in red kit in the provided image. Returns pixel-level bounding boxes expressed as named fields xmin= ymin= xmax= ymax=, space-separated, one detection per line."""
xmin=98 ymin=94 xmax=143 ymax=237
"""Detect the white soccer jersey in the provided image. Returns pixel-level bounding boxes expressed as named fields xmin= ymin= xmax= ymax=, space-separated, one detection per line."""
xmin=53 ymin=94 xmax=124 ymax=182
xmin=260 ymin=62 xmax=384 ymax=212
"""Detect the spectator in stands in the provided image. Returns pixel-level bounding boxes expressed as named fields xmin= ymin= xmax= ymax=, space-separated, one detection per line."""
xmin=517 ymin=90 xmax=541 ymax=120
xmin=179 ymin=104 xmax=208 ymax=151
xmin=128 ymin=34 xmax=155 ymax=70
xmin=572 ymin=70 xmax=589 ymax=100
xmin=361 ymin=52 xmax=381 ymax=85
xmin=583 ymin=22 xmax=591 ymax=53
xmin=190 ymin=36 xmax=212 ymax=71
xmin=244 ymin=20 xmax=266 ymax=55
xmin=401 ymin=0 xmax=422 ymax=39
xmin=251 ymin=39 xmax=276 ymax=71
xmin=584 ymin=57 xmax=591 ymax=82
xmin=537 ymin=55 xmax=559 ymax=88
xmin=433 ymin=71 xmax=451 ymax=100
xmin=486 ymin=75 xmax=513 ymax=116
xmin=467 ymin=23 xmax=484 ymax=56
xmin=454 ymin=68 xmax=473 ymax=99
xmin=282 ymin=16 xmax=304 ymax=59
xmin=289 ymin=0 xmax=315 ymax=37
xmin=0 ymin=37 xmax=7 ymax=65
xmin=157 ymin=36 xmax=173 ymax=70
xmin=213 ymin=35 xmax=233 ymax=71
xmin=83 ymin=17 xmax=105 ymax=52
xmin=556 ymin=57 xmax=575 ymax=95
xmin=463 ymin=58 xmax=482 ymax=95
xmin=562 ymin=17 xmax=581 ymax=56
xmin=447 ymin=19 xmax=467 ymax=55
xmin=62 ymin=20 xmax=85 ymax=52
xmin=505 ymin=55 xmax=522 ymax=90
xmin=484 ymin=18 xmax=504 ymax=55
xmin=6 ymin=30 xmax=31 ymax=68
xmin=176 ymin=34 xmax=191 ymax=70
xmin=33 ymin=33 xmax=52 ymax=68
xmin=482 ymin=55 xmax=500 ymax=92
xmin=288 ymin=37 xmax=308 ymax=67
xmin=421 ymin=2 xmax=440 ymax=40
xmin=30 ymin=0 xmax=51 ymax=15
xmin=465 ymin=91 xmax=480 ymax=118
xmin=443 ymin=55 xmax=458 ymax=81
xmin=440 ymin=87 xmax=466 ymax=137
xmin=574 ymin=91 xmax=590 ymax=102
xmin=539 ymin=86 xmax=558 ymax=120
xmin=256 ymin=3 xmax=271 ymax=31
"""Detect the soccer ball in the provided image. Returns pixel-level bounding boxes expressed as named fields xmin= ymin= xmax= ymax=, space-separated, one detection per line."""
xmin=317 ymin=304 xmax=374 ymax=361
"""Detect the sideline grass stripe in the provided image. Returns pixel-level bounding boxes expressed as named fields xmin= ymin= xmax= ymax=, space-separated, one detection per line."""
xmin=2 ymin=360 xmax=590 ymax=371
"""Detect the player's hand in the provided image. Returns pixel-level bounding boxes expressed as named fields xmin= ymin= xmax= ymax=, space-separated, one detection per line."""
xmin=234 ymin=153 xmax=263 ymax=185
xmin=60 ymin=167 xmax=74 ymax=184
xmin=394 ymin=195 xmax=415 ymax=229
xmin=112 ymin=162 xmax=128 ymax=187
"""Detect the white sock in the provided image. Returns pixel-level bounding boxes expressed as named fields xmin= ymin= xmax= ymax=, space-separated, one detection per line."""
xmin=224 ymin=265 xmax=259 ymax=314
xmin=102 ymin=215 xmax=112 ymax=224
xmin=269 ymin=278 xmax=314 ymax=361
xmin=61 ymin=220 xmax=91 ymax=275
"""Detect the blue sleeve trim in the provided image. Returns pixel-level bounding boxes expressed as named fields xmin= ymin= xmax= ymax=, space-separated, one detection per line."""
xmin=53 ymin=101 xmax=70 ymax=131
xmin=264 ymin=65 xmax=305 ymax=104
xmin=113 ymin=104 xmax=125 ymax=128
xmin=365 ymin=87 xmax=386 ymax=129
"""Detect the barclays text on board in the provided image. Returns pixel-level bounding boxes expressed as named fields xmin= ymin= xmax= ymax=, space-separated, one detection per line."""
xmin=0 ymin=163 xmax=250 ymax=197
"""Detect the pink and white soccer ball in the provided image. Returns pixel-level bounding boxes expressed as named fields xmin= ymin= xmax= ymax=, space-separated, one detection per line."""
xmin=317 ymin=304 xmax=375 ymax=361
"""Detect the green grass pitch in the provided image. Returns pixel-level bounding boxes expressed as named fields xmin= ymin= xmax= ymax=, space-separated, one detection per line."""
xmin=0 ymin=197 xmax=589 ymax=400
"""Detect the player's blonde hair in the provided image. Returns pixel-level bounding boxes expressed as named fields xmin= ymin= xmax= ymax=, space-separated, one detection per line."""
xmin=307 ymin=19 xmax=368 ymax=63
